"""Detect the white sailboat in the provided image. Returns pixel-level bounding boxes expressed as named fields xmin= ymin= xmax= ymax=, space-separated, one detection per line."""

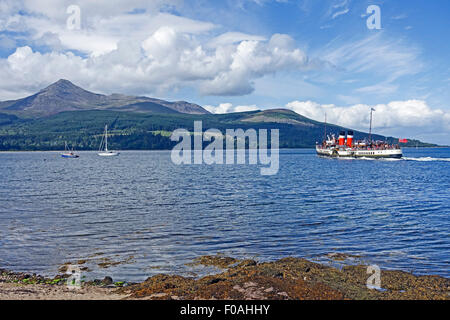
xmin=61 ymin=141 xmax=79 ymax=158
xmin=98 ymin=125 xmax=119 ymax=157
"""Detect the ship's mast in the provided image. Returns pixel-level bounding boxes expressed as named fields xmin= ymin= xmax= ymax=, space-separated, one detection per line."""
xmin=369 ymin=108 xmax=375 ymax=144
xmin=324 ymin=112 xmax=327 ymax=142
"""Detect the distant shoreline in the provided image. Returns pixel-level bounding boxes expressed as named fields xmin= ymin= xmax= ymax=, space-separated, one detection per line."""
xmin=1 ymin=146 xmax=449 ymax=153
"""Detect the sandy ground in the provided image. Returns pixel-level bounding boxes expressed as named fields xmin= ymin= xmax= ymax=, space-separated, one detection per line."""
xmin=0 ymin=282 xmax=128 ymax=300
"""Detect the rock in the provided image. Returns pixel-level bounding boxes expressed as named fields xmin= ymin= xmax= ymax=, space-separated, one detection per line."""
xmin=92 ymin=279 xmax=102 ymax=286
xmin=18 ymin=274 xmax=30 ymax=281
xmin=58 ymin=265 xmax=69 ymax=273
xmin=233 ymin=285 xmax=245 ymax=293
xmin=237 ymin=260 xmax=257 ymax=268
xmin=243 ymin=282 xmax=258 ymax=288
xmin=192 ymin=255 xmax=238 ymax=268
xmin=103 ymin=276 xmax=113 ymax=285
xmin=206 ymin=278 xmax=224 ymax=285
xmin=117 ymin=255 xmax=450 ymax=300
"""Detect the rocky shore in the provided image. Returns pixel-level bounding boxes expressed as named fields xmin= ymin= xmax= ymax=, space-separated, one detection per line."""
xmin=1 ymin=255 xmax=448 ymax=300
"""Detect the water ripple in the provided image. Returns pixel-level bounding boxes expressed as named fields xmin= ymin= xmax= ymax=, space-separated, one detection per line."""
xmin=0 ymin=148 xmax=449 ymax=281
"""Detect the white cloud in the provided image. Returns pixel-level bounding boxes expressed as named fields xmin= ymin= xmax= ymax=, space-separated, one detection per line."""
xmin=0 ymin=1 xmax=315 ymax=98
xmin=0 ymin=46 xmax=88 ymax=98
xmin=322 ymin=33 xmax=423 ymax=94
xmin=4 ymin=11 xmax=215 ymax=57
xmin=237 ymin=0 xmax=288 ymax=8
xmin=199 ymin=34 xmax=310 ymax=96
xmin=324 ymin=33 xmax=422 ymax=79
xmin=332 ymin=8 xmax=349 ymax=19
xmin=328 ymin=0 xmax=350 ymax=20
xmin=204 ymin=103 xmax=259 ymax=114
xmin=355 ymin=82 xmax=399 ymax=95
xmin=285 ymin=100 xmax=450 ymax=143
xmin=208 ymin=32 xmax=266 ymax=48
xmin=0 ymin=24 xmax=313 ymax=98
xmin=391 ymin=14 xmax=407 ymax=20
xmin=20 ymin=0 xmax=181 ymax=21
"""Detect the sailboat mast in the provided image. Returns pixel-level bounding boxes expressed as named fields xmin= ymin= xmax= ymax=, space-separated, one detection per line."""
xmin=324 ymin=113 xmax=327 ymax=141
xmin=105 ymin=125 xmax=108 ymax=152
xmin=369 ymin=108 xmax=374 ymax=144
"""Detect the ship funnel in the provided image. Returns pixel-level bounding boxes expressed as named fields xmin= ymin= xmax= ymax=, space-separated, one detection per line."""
xmin=347 ymin=131 xmax=354 ymax=147
xmin=339 ymin=131 xmax=346 ymax=146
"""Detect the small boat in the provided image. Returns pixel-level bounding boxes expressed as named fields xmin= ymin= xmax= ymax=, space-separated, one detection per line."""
xmin=98 ymin=125 xmax=119 ymax=157
xmin=61 ymin=142 xmax=80 ymax=158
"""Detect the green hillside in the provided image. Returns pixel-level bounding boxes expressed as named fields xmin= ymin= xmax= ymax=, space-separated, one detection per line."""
xmin=0 ymin=109 xmax=435 ymax=151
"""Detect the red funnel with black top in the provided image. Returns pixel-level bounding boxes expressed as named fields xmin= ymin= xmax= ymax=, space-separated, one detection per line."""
xmin=339 ymin=131 xmax=346 ymax=146
xmin=347 ymin=131 xmax=354 ymax=147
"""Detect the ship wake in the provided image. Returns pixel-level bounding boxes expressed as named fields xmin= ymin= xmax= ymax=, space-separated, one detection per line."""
xmin=403 ymin=157 xmax=450 ymax=162
xmin=336 ymin=157 xmax=450 ymax=162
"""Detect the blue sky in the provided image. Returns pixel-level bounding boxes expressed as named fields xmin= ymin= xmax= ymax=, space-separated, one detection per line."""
xmin=0 ymin=0 xmax=449 ymax=143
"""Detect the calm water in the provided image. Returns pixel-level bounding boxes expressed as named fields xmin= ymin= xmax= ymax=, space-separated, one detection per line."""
xmin=0 ymin=148 xmax=449 ymax=281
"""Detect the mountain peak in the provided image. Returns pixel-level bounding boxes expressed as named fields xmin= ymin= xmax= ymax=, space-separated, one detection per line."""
xmin=41 ymin=79 xmax=83 ymax=92
xmin=54 ymin=79 xmax=75 ymax=86
xmin=55 ymin=79 xmax=73 ymax=84
xmin=0 ymin=80 xmax=210 ymax=116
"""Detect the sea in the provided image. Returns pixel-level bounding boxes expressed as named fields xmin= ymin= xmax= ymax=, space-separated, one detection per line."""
xmin=0 ymin=148 xmax=449 ymax=282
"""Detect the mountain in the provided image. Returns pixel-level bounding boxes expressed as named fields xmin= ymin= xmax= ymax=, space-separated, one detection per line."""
xmin=241 ymin=109 xmax=318 ymax=126
xmin=0 ymin=108 xmax=436 ymax=151
xmin=0 ymin=79 xmax=209 ymax=117
xmin=0 ymin=80 xmax=437 ymax=151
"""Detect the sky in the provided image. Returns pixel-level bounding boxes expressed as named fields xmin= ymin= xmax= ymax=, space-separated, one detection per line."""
xmin=0 ymin=0 xmax=449 ymax=144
